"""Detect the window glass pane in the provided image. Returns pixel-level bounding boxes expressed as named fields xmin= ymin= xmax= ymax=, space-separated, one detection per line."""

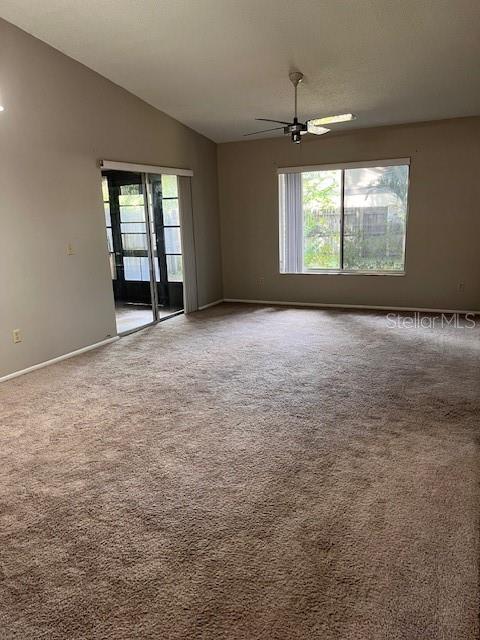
xmin=164 ymin=227 xmax=182 ymax=254
xmin=120 ymin=222 xmax=146 ymax=233
xmin=104 ymin=203 xmax=111 ymax=226
xmin=161 ymin=174 xmax=178 ymax=198
xmin=166 ymin=254 xmax=183 ymax=282
xmin=120 ymin=206 xmax=145 ymax=222
xmin=102 ymin=177 xmax=109 ymax=201
xmin=123 ymin=256 xmax=151 ymax=281
xmin=120 ymin=184 xmax=142 ymax=195
xmin=302 ymin=170 xmax=342 ymax=270
xmin=122 ymin=233 xmax=147 ymax=251
xmin=106 ymin=228 xmax=113 ymax=252
xmin=343 ymin=165 xmax=408 ymax=271
xmin=163 ymin=198 xmax=180 ymax=225
xmin=109 ymin=254 xmax=117 ymax=280
xmin=119 ymin=193 xmax=144 ymax=207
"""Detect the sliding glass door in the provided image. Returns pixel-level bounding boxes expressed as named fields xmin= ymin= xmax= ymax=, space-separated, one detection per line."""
xmin=148 ymin=174 xmax=184 ymax=313
xmin=102 ymin=169 xmax=184 ymax=334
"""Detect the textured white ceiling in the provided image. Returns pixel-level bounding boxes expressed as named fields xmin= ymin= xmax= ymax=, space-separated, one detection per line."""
xmin=1 ymin=0 xmax=479 ymax=142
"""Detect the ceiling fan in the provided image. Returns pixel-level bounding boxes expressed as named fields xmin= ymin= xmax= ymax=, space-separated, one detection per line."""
xmin=245 ymin=71 xmax=356 ymax=143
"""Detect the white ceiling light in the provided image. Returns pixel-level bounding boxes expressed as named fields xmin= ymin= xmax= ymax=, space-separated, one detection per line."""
xmin=0 ymin=106 xmax=5 ymax=112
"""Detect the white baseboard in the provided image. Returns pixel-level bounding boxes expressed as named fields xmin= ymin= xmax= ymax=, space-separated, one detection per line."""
xmin=223 ymin=298 xmax=479 ymax=315
xmin=0 ymin=336 xmax=120 ymax=384
xmin=198 ymin=299 xmax=224 ymax=311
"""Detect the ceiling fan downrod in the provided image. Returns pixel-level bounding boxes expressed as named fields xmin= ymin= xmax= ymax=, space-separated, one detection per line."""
xmin=289 ymin=71 xmax=305 ymax=143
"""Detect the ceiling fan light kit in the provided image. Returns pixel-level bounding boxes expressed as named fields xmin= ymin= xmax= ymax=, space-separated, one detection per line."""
xmin=245 ymin=71 xmax=356 ymax=143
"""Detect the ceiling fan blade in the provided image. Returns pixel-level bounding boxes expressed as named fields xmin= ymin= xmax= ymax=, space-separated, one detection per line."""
xmin=244 ymin=126 xmax=285 ymax=137
xmin=256 ymin=117 xmax=292 ymax=125
xmin=306 ymin=122 xmax=330 ymax=136
xmin=308 ymin=113 xmax=356 ymax=126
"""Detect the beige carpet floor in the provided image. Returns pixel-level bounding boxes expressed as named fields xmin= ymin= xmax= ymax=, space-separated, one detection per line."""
xmin=1 ymin=303 xmax=479 ymax=639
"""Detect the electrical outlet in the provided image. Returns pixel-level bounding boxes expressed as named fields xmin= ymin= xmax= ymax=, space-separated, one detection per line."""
xmin=458 ymin=281 xmax=465 ymax=292
xmin=66 ymin=242 xmax=75 ymax=256
xmin=258 ymin=276 xmax=265 ymax=286
xmin=12 ymin=329 xmax=22 ymax=344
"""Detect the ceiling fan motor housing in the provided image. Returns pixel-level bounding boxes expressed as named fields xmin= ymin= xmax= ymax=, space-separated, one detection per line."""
xmin=284 ymin=117 xmax=308 ymax=143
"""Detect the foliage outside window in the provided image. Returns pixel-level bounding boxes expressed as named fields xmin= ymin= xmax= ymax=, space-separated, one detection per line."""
xmin=280 ymin=161 xmax=409 ymax=274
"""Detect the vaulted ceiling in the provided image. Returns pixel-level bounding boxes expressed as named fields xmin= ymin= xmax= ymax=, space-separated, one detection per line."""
xmin=1 ymin=0 xmax=479 ymax=142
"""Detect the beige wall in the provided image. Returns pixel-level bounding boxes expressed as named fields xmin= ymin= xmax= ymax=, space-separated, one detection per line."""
xmin=2 ymin=17 xmax=479 ymax=380
xmin=0 ymin=19 xmax=222 ymax=378
xmin=218 ymin=117 xmax=480 ymax=312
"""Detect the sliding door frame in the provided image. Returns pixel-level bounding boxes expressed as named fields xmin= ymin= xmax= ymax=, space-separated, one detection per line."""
xmin=99 ymin=160 xmax=198 ymax=335
xmin=142 ymin=173 xmax=160 ymax=322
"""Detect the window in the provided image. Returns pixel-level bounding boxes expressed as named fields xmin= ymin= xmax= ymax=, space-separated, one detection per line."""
xmin=161 ymin=175 xmax=183 ymax=282
xmin=118 ymin=184 xmax=150 ymax=282
xmin=279 ymin=160 xmax=409 ymax=274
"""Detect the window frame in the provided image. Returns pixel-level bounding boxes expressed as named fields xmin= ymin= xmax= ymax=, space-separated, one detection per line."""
xmin=159 ymin=179 xmax=183 ymax=283
xmin=278 ymin=158 xmax=410 ymax=276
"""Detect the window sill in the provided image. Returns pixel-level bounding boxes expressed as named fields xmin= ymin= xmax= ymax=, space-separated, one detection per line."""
xmin=281 ymin=270 xmax=406 ymax=277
